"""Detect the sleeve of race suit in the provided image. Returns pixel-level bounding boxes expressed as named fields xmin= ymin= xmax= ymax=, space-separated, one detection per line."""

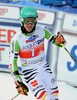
xmin=9 ymin=38 xmax=22 ymax=82
xmin=44 ymin=29 xmax=52 ymax=40
xmin=44 ymin=29 xmax=64 ymax=47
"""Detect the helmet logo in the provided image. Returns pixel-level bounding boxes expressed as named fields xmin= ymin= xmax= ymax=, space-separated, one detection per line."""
xmin=26 ymin=12 xmax=36 ymax=16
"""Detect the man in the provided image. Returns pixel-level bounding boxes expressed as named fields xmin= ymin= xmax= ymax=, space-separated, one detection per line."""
xmin=9 ymin=6 xmax=65 ymax=100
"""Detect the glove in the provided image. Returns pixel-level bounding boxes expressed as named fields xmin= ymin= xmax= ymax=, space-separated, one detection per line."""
xmin=50 ymin=32 xmax=66 ymax=47
xmin=55 ymin=32 xmax=65 ymax=45
xmin=15 ymin=81 xmax=29 ymax=95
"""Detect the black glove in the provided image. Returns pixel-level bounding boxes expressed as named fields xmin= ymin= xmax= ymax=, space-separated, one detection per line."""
xmin=15 ymin=81 xmax=29 ymax=95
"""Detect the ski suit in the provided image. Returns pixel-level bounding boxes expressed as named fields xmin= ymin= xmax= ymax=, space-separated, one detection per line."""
xmin=9 ymin=26 xmax=59 ymax=100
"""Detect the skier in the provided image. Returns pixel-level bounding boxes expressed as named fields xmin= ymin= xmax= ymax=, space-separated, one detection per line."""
xmin=9 ymin=6 xmax=65 ymax=100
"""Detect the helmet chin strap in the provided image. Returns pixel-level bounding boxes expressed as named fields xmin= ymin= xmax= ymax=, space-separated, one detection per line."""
xmin=21 ymin=22 xmax=37 ymax=34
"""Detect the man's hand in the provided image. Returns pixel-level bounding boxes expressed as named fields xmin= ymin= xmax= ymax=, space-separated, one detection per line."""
xmin=15 ymin=81 xmax=29 ymax=95
xmin=55 ymin=32 xmax=65 ymax=45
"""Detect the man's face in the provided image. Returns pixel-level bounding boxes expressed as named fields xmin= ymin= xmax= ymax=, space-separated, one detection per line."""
xmin=23 ymin=18 xmax=36 ymax=32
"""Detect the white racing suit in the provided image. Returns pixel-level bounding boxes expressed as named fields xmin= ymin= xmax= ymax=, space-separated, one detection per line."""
xmin=9 ymin=26 xmax=59 ymax=100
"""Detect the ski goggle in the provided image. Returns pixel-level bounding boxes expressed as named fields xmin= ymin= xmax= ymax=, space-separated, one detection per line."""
xmin=23 ymin=18 xmax=36 ymax=24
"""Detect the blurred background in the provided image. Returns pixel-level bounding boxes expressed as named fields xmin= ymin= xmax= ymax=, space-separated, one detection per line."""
xmin=0 ymin=0 xmax=77 ymax=100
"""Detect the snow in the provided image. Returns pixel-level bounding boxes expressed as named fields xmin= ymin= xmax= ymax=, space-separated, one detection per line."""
xmin=0 ymin=72 xmax=36 ymax=100
xmin=0 ymin=72 xmax=77 ymax=100
xmin=58 ymin=82 xmax=77 ymax=100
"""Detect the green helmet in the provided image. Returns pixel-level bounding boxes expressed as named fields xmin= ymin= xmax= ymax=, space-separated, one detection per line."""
xmin=20 ymin=6 xmax=38 ymax=18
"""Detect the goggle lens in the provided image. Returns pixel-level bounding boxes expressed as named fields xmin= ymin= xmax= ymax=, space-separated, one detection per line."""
xmin=23 ymin=18 xmax=36 ymax=24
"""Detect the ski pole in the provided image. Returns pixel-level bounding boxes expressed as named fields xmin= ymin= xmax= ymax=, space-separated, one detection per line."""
xmin=60 ymin=43 xmax=77 ymax=63
xmin=11 ymin=93 xmax=20 ymax=100
xmin=9 ymin=68 xmax=29 ymax=99
xmin=64 ymin=46 xmax=77 ymax=63
xmin=51 ymin=32 xmax=77 ymax=63
xmin=9 ymin=69 xmax=21 ymax=100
